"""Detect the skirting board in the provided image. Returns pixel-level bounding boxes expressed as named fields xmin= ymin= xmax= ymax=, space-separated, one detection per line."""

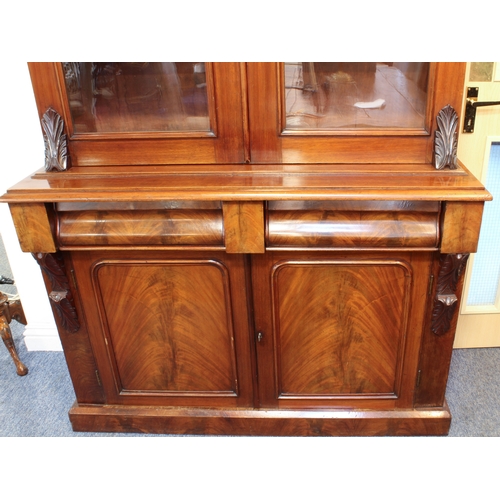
xmin=22 ymin=325 xmax=62 ymax=351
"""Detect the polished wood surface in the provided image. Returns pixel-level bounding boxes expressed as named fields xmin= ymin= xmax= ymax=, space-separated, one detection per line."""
xmin=252 ymin=251 xmax=431 ymax=410
xmin=247 ymin=63 xmax=466 ymax=164
xmin=97 ymin=261 xmax=237 ymax=393
xmin=70 ymin=250 xmax=254 ymax=407
xmin=273 ymin=260 xmax=409 ymax=396
xmin=223 ymin=201 xmax=265 ymax=253
xmin=28 ymin=63 xmax=247 ymax=166
xmin=0 ymin=62 xmax=491 ymax=435
xmin=69 ymin=403 xmax=452 ymax=436
xmin=268 ymin=200 xmax=442 ymax=211
xmin=267 ymin=207 xmax=440 ymax=248
xmin=34 ymin=251 xmax=105 ymax=403
xmin=414 ymin=253 xmax=469 ymax=407
xmin=0 ymin=291 xmax=28 ymax=376
xmin=8 ymin=203 xmax=56 ymax=253
xmin=56 ymin=200 xmax=222 ymax=211
xmin=2 ymin=162 xmax=490 ymax=203
xmin=58 ymin=208 xmax=224 ymax=247
xmin=440 ymin=201 xmax=485 ymax=253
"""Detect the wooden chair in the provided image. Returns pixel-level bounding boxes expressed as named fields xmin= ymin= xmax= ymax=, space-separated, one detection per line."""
xmin=0 ymin=287 xmax=28 ymax=376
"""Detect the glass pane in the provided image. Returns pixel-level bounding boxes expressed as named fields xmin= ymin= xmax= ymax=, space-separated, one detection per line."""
xmin=284 ymin=62 xmax=430 ymax=131
xmin=63 ymin=62 xmax=210 ymax=133
xmin=467 ymin=143 xmax=500 ymax=306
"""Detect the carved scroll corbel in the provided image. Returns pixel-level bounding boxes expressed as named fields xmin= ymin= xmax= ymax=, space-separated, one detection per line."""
xmin=33 ymin=252 xmax=80 ymax=333
xmin=434 ymin=105 xmax=458 ymax=170
xmin=431 ymin=253 xmax=469 ymax=336
xmin=42 ymin=108 xmax=68 ymax=171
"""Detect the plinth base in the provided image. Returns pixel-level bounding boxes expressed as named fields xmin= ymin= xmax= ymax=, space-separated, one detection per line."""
xmin=69 ymin=402 xmax=451 ymax=436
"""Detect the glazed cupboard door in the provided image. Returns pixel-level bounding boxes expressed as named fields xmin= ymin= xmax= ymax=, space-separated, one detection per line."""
xmin=251 ymin=251 xmax=432 ymax=410
xmin=70 ymin=250 xmax=255 ymax=408
xmin=247 ymin=62 xmax=465 ymax=164
xmin=28 ymin=62 xmax=247 ymax=166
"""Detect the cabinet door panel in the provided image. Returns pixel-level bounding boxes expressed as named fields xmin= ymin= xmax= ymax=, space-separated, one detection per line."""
xmin=72 ymin=251 xmax=254 ymax=407
xmin=275 ymin=261 xmax=409 ymax=396
xmin=252 ymin=252 xmax=431 ymax=409
xmin=247 ymin=62 xmax=465 ymax=164
xmin=28 ymin=63 xmax=246 ymax=166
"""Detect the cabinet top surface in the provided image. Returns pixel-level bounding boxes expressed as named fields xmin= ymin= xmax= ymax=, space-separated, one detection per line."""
xmin=1 ymin=162 xmax=491 ymax=203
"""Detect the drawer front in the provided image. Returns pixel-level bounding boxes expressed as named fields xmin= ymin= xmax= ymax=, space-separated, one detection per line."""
xmin=267 ymin=201 xmax=441 ymax=249
xmin=57 ymin=208 xmax=224 ymax=248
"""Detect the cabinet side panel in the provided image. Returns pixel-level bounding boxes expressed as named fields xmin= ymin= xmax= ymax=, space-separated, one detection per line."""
xmin=414 ymin=253 xmax=467 ymax=407
xmin=36 ymin=252 xmax=105 ymax=404
xmin=440 ymin=201 xmax=484 ymax=253
xmin=9 ymin=203 xmax=56 ymax=253
xmin=28 ymin=63 xmax=65 ymax=121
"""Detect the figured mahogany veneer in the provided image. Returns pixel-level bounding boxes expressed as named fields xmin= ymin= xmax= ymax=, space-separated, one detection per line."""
xmin=58 ymin=209 xmax=224 ymax=248
xmin=2 ymin=162 xmax=489 ymax=203
xmin=8 ymin=203 xmax=56 ymax=253
xmin=98 ymin=261 xmax=237 ymax=394
xmin=272 ymin=260 xmax=410 ymax=397
xmin=1 ymin=62 xmax=492 ymax=436
xmin=75 ymin=251 xmax=254 ymax=407
xmin=267 ymin=202 xmax=440 ymax=249
xmin=69 ymin=404 xmax=452 ymax=436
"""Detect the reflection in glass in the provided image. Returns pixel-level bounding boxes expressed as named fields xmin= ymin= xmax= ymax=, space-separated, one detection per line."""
xmin=63 ymin=63 xmax=210 ymax=133
xmin=284 ymin=63 xmax=430 ymax=131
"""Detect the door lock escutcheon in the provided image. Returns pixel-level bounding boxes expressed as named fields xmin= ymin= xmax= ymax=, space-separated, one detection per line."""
xmin=463 ymin=87 xmax=500 ymax=133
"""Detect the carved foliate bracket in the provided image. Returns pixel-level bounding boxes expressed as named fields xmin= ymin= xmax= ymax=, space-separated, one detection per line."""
xmin=434 ymin=105 xmax=458 ymax=170
xmin=33 ymin=252 xmax=80 ymax=333
xmin=42 ymin=108 xmax=68 ymax=172
xmin=431 ymin=253 xmax=469 ymax=336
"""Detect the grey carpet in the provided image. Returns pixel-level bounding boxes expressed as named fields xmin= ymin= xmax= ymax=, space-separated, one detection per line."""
xmin=1 ymin=234 xmax=499 ymax=436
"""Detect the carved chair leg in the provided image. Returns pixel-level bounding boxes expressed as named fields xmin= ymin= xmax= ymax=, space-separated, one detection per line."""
xmin=1 ymin=316 xmax=28 ymax=376
xmin=7 ymin=298 xmax=27 ymax=326
xmin=0 ymin=291 xmax=28 ymax=376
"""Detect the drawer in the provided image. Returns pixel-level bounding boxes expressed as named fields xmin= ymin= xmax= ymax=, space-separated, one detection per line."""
xmin=266 ymin=201 xmax=441 ymax=249
xmin=56 ymin=201 xmax=224 ymax=248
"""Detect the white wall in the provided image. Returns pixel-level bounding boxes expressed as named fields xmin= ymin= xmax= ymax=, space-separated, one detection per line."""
xmin=0 ymin=62 xmax=60 ymax=350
